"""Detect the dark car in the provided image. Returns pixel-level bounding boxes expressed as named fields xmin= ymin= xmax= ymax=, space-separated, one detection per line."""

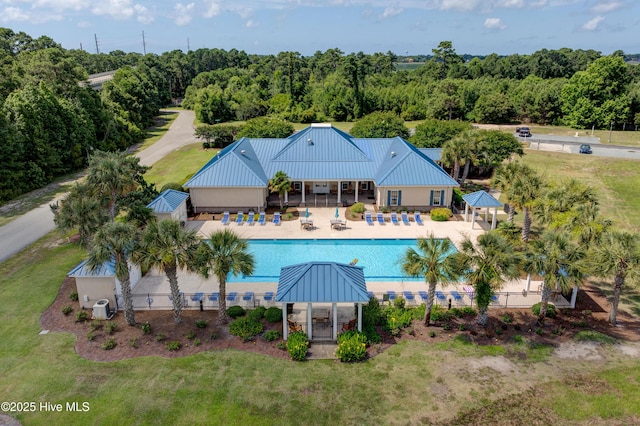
xmin=516 ymin=127 xmax=532 ymax=137
xmin=579 ymin=144 xmax=592 ymax=154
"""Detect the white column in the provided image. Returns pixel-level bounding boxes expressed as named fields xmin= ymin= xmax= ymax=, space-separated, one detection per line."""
xmin=357 ymin=303 xmax=362 ymax=332
xmin=471 ymin=208 xmax=476 ymax=229
xmin=301 ymin=181 xmax=306 ymax=204
xmin=485 ymin=207 xmax=490 ymax=222
xmin=526 ymin=273 xmax=531 ymax=293
xmin=570 ymin=285 xmax=578 ymax=308
xmin=307 ymin=303 xmax=312 ymax=340
xmin=491 ymin=207 xmax=497 ymax=230
xmin=337 ymin=181 xmax=342 ymax=204
xmin=355 ymin=181 xmax=359 ymax=203
xmin=284 ymin=191 xmax=288 ymax=204
xmin=332 ymin=302 xmax=338 ymax=340
xmin=282 ymin=303 xmax=288 ymax=340
xmin=464 ymin=203 xmax=469 ymax=222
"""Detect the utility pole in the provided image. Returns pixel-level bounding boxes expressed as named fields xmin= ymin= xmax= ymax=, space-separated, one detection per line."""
xmin=80 ymin=43 xmax=83 ymax=51
xmin=94 ymin=34 xmax=100 ymax=55
xmin=142 ymin=30 xmax=146 ymax=55
xmin=187 ymin=37 xmax=190 ymax=52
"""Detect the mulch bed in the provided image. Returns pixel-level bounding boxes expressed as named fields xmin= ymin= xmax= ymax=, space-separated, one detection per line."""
xmin=41 ymin=278 xmax=640 ymax=362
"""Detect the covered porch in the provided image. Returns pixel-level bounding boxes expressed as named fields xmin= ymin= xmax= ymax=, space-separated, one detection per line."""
xmin=462 ymin=190 xmax=503 ymax=230
xmin=275 ymin=261 xmax=370 ymax=341
xmin=270 ymin=180 xmax=376 ymax=208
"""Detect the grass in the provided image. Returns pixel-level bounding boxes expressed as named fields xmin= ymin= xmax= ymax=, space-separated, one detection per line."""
xmin=573 ymin=331 xmax=619 ymax=345
xmin=144 ymin=143 xmax=217 ymax=189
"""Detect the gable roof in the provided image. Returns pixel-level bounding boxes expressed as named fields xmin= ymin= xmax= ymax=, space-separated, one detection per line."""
xmin=185 ymin=124 xmax=458 ymax=189
xmin=146 ymin=189 xmax=189 ymax=213
xmin=275 ymin=261 xmax=369 ymax=303
xmin=68 ymin=259 xmax=116 ymax=277
xmin=462 ymin=190 xmax=503 ymax=208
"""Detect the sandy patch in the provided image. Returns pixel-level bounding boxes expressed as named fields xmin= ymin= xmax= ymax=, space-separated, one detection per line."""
xmin=554 ymin=341 xmax=603 ymax=360
xmin=466 ymin=356 xmax=517 ymax=375
xmin=616 ymin=343 xmax=640 ymax=357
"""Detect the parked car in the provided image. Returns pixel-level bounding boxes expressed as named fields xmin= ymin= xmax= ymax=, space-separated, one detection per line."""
xmin=579 ymin=144 xmax=592 ymax=154
xmin=516 ymin=126 xmax=532 ymax=137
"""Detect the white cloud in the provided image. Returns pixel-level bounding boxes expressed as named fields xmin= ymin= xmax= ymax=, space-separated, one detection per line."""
xmin=134 ymin=4 xmax=153 ymax=24
xmin=33 ymin=0 xmax=89 ymax=11
xmin=77 ymin=20 xmax=91 ymax=27
xmin=0 ymin=7 xmax=30 ymax=22
xmin=582 ymin=15 xmax=605 ymax=30
xmin=245 ymin=19 xmax=258 ymax=27
xmin=590 ymin=1 xmax=623 ymax=14
xmin=493 ymin=0 xmax=525 ymax=7
xmin=92 ymin=0 xmax=135 ymax=20
xmin=174 ymin=2 xmax=194 ymax=26
xmin=439 ymin=0 xmax=480 ymax=11
xmin=203 ymin=0 xmax=221 ymax=18
xmin=381 ymin=6 xmax=402 ymax=18
xmin=484 ymin=17 xmax=507 ymax=29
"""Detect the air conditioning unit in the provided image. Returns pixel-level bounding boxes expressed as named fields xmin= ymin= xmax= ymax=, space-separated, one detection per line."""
xmin=93 ymin=299 xmax=113 ymax=320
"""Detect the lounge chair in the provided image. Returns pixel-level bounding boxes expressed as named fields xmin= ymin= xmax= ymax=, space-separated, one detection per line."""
xmin=414 ymin=211 xmax=424 ymax=225
xmin=391 ymin=212 xmax=399 ymax=225
xmin=419 ymin=291 xmax=429 ymax=302
xmin=226 ymin=292 xmax=237 ymax=304
xmin=401 ymin=211 xmax=410 ymax=225
xmin=273 ymin=211 xmax=281 ymax=225
xmin=491 ymin=294 xmax=499 ymax=303
xmin=190 ymin=292 xmax=203 ymax=302
xmin=208 ymin=292 xmax=219 ymax=302
xmin=403 ymin=291 xmax=415 ymax=303
xmin=263 ymin=291 xmax=274 ymax=305
xmin=235 ymin=211 xmax=244 ymax=225
xmin=386 ymin=290 xmax=396 ymax=301
xmin=435 ymin=291 xmax=446 ymax=302
xmin=221 ymin=211 xmax=230 ymax=225
xmin=377 ymin=212 xmax=385 ymax=225
xmin=365 ymin=212 xmax=374 ymax=225
xmin=450 ymin=291 xmax=463 ymax=302
xmin=168 ymin=292 xmax=183 ymax=302
xmin=257 ymin=211 xmax=266 ymax=225
xmin=246 ymin=211 xmax=255 ymax=225
xmin=242 ymin=291 xmax=254 ymax=306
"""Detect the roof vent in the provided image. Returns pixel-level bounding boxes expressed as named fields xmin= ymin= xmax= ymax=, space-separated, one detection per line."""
xmin=307 ymin=138 xmax=313 ymax=145
xmin=240 ymin=149 xmax=246 ymax=155
xmin=391 ymin=151 xmax=396 ymax=157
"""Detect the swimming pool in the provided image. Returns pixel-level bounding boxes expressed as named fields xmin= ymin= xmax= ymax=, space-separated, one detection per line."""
xmin=228 ymin=239 xmax=456 ymax=282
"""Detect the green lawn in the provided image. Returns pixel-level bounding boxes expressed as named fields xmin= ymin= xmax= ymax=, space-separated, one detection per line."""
xmin=144 ymin=144 xmax=218 ymax=189
xmin=522 ymin=149 xmax=640 ymax=232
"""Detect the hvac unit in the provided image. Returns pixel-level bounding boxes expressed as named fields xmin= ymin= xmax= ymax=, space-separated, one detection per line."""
xmin=92 ymin=299 xmax=113 ymax=320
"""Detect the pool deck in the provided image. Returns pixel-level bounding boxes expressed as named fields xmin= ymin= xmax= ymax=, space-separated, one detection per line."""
xmin=131 ymin=208 xmax=566 ymax=309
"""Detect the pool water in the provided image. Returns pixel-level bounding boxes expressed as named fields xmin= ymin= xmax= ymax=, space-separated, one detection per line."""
xmin=228 ymin=239 xmax=456 ymax=282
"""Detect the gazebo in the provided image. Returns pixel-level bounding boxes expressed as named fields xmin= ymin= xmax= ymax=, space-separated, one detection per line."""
xmin=276 ymin=261 xmax=369 ymax=341
xmin=461 ymin=191 xmax=503 ymax=230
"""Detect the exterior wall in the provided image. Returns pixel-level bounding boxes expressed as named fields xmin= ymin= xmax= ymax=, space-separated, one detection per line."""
xmin=189 ymin=187 xmax=267 ymax=212
xmin=75 ymin=277 xmax=117 ymax=310
xmin=170 ymin=201 xmax=188 ymax=222
xmin=115 ymin=263 xmax=142 ymax=295
xmin=153 ymin=212 xmax=172 ymax=222
xmin=377 ymin=186 xmax=454 ymax=210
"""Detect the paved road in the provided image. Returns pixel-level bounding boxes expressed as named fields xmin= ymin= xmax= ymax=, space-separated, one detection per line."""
xmin=527 ymin=136 xmax=640 ymax=160
xmin=0 ymin=110 xmax=196 ymax=263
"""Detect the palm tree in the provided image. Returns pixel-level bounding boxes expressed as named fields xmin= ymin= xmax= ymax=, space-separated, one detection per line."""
xmin=401 ymin=234 xmax=460 ymax=325
xmin=492 ymin=161 xmax=526 ymax=223
xmin=51 ymin=182 xmax=108 ymax=246
xmin=133 ymin=220 xmax=200 ymax=324
xmin=268 ymin=170 xmax=292 ymax=211
xmin=194 ymin=229 xmax=255 ymax=324
xmin=456 ymin=231 xmax=521 ymax=326
xmin=525 ymin=230 xmax=586 ymax=326
xmin=508 ymin=166 xmax=543 ymax=243
xmin=441 ymin=135 xmax=468 ymax=182
xmin=86 ymin=222 xmax=138 ymax=326
xmin=458 ymin=130 xmax=480 ymax=184
xmin=591 ymin=230 xmax=640 ymax=325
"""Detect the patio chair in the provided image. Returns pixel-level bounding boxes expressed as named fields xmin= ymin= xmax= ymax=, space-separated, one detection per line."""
xmin=246 ymin=211 xmax=254 ymax=225
xmin=168 ymin=292 xmax=183 ymax=302
xmin=403 ymin=291 xmax=415 ymax=303
xmin=491 ymin=294 xmax=499 ymax=303
xmin=391 ymin=212 xmax=399 ymax=225
xmin=235 ymin=211 xmax=244 ymax=225
xmin=386 ymin=290 xmax=396 ymax=301
xmin=242 ymin=291 xmax=254 ymax=306
xmin=263 ymin=291 xmax=274 ymax=306
xmin=377 ymin=212 xmax=385 ymax=225
xmin=414 ymin=211 xmax=424 ymax=225
xmin=273 ymin=211 xmax=281 ymax=225
xmin=257 ymin=211 xmax=266 ymax=225
xmin=221 ymin=211 xmax=230 ymax=225
xmin=401 ymin=211 xmax=410 ymax=225
xmin=450 ymin=291 xmax=463 ymax=303
xmin=226 ymin=292 xmax=237 ymax=304
xmin=435 ymin=291 xmax=446 ymax=303
xmin=190 ymin=292 xmax=203 ymax=302
xmin=419 ymin=291 xmax=429 ymax=302
xmin=365 ymin=212 xmax=374 ymax=225
xmin=208 ymin=292 xmax=219 ymax=303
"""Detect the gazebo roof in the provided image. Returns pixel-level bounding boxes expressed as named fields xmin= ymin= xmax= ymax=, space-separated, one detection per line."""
xmin=275 ymin=261 xmax=369 ymax=303
xmin=462 ymin=190 xmax=503 ymax=208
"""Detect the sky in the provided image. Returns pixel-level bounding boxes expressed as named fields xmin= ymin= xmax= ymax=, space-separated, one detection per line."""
xmin=1 ymin=0 xmax=638 ymax=56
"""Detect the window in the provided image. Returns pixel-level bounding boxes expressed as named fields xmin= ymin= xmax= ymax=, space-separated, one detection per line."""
xmin=342 ymin=182 xmax=349 ymax=191
xmin=361 ymin=182 xmax=369 ymax=190
xmin=389 ymin=190 xmax=399 ymax=206
xmin=293 ymin=182 xmax=302 ymax=191
xmin=432 ymin=190 xmax=442 ymax=206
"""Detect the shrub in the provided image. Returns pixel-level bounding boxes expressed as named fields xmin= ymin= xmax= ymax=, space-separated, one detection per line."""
xmin=363 ymin=298 xmax=384 ymax=327
xmin=210 ymin=332 xmax=218 ymax=340
xmin=430 ymin=208 xmax=452 ymax=222
xmin=166 ymin=341 xmax=181 ymax=351
xmin=229 ymin=317 xmax=264 ymax=342
xmin=459 ymin=324 xmax=466 ymax=331
xmin=430 ymin=305 xmax=453 ymax=323
xmin=89 ymin=320 xmax=102 ymax=331
xmin=155 ymin=333 xmax=167 ymax=342
xmin=277 ymin=341 xmax=287 ymax=350
xmin=227 ymin=306 xmax=246 ymax=319
xmin=70 ymin=291 xmax=79 ymax=301
xmin=263 ymin=330 xmax=281 ymax=342
xmin=194 ymin=338 xmax=201 ymax=347
xmin=75 ymin=311 xmax=89 ymax=323
xmin=336 ymin=331 xmax=368 ymax=362
xmin=105 ymin=322 xmax=117 ymax=334
xmin=535 ymin=327 xmax=543 ymax=335
xmin=532 ymin=302 xmax=557 ymax=318
xmin=195 ymin=320 xmax=207 ymax=329
xmin=393 ymin=297 xmax=406 ymax=310
xmin=287 ymin=331 xmax=309 ymax=361
xmin=571 ymin=320 xmax=589 ymax=328
xmin=86 ymin=332 xmax=95 ymax=341
xmin=247 ymin=307 xmax=266 ymax=322
xmin=350 ymin=202 xmax=365 ymax=214
xmin=202 ymin=142 xmax=210 ymax=149
xmin=61 ymin=305 xmax=73 ymax=315
xmin=129 ymin=338 xmax=138 ymax=348
xmin=495 ymin=328 xmax=503 ymax=336
xmin=429 ymin=331 xmax=436 ymax=338
xmin=363 ymin=324 xmax=381 ymax=344
xmin=102 ymin=338 xmax=117 ymax=350
xmin=186 ymin=330 xmax=196 ymax=340
xmin=264 ymin=307 xmax=283 ymax=323
xmin=141 ymin=322 xmax=151 ymax=334
xmin=502 ymin=314 xmax=512 ymax=324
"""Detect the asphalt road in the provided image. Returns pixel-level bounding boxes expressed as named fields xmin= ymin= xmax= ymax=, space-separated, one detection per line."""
xmin=0 ymin=110 xmax=196 ymax=263
xmin=526 ymin=135 xmax=640 ymax=160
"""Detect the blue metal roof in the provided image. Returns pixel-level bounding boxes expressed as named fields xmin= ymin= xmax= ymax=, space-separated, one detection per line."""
xmin=419 ymin=148 xmax=442 ymax=162
xmin=275 ymin=261 xmax=369 ymax=303
xmin=185 ymin=125 xmax=457 ymax=189
xmin=68 ymin=259 xmax=116 ymax=277
xmin=462 ymin=190 xmax=503 ymax=207
xmin=146 ymin=189 xmax=189 ymax=213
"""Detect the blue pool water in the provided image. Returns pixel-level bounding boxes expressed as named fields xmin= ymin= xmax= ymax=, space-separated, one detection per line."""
xmin=228 ymin=239 xmax=456 ymax=282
